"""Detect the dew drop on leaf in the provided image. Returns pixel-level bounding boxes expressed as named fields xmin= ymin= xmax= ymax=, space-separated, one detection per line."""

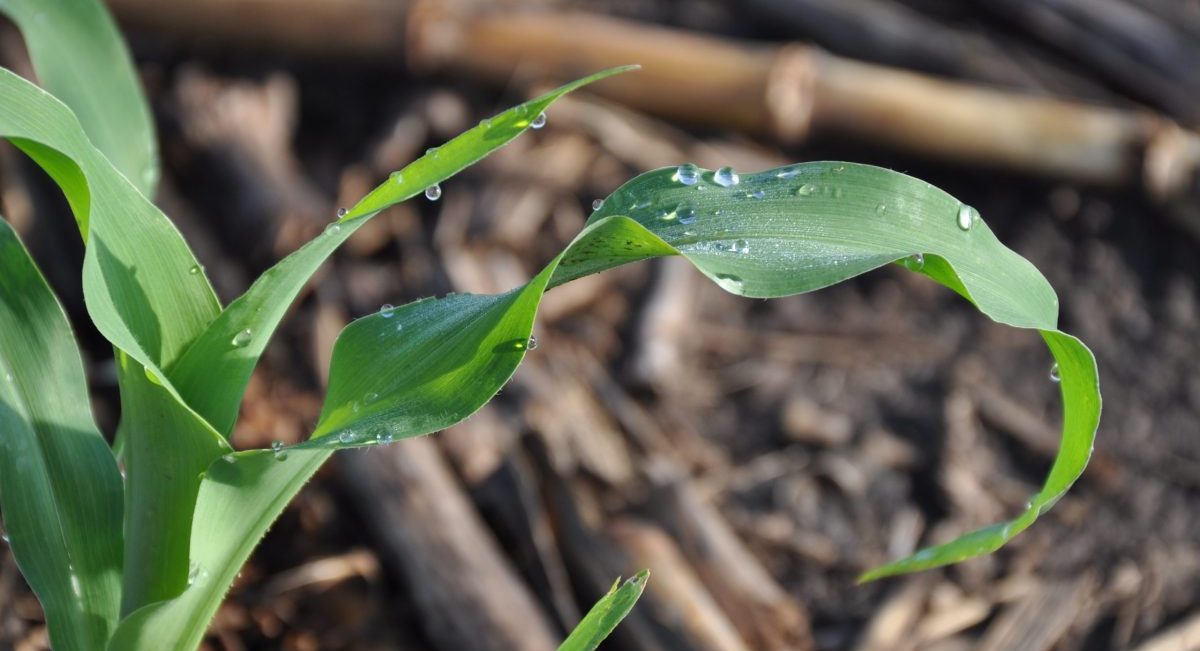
xmin=674 ymin=163 xmax=700 ymax=186
xmin=336 ymin=207 xmax=348 ymax=219
xmin=271 ymin=440 xmax=287 ymax=461
xmin=339 ymin=430 xmax=356 ymax=444
xmin=324 ymin=222 xmax=342 ymax=236
xmin=380 ymin=304 xmax=395 ymax=318
xmin=713 ymin=166 xmax=740 ymax=187
xmin=527 ymin=335 xmax=538 ymax=350
xmin=903 ymin=253 xmax=925 ymax=271
xmin=677 ymin=203 xmax=698 ymax=225
xmin=231 ymin=328 xmax=252 ymax=348
xmin=531 ymin=112 xmax=547 ymax=129
xmin=796 ymin=184 xmax=816 ymax=197
xmin=957 ymin=203 xmax=978 ymax=231
xmin=425 ymin=184 xmax=442 ymax=201
xmin=189 ymin=265 xmax=202 ymax=275
xmin=592 ymin=198 xmax=604 ymax=211
xmin=391 ymin=171 xmax=403 ymax=184
xmin=1049 ymin=363 xmax=1061 ymax=383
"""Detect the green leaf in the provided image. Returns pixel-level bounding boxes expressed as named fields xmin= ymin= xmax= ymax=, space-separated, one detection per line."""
xmin=0 ymin=0 xmax=159 ymax=195
xmin=559 ymin=571 xmax=649 ymax=651
xmin=0 ymin=68 xmax=230 ymax=619
xmin=0 ymin=68 xmax=219 ymax=379
xmin=166 ymin=65 xmax=638 ymax=437
xmin=107 ymin=449 xmax=331 ymax=651
xmin=0 ymin=217 xmax=124 ymax=650
xmin=298 ymin=163 xmax=1099 ymax=579
xmin=114 ymin=355 xmax=228 ymax=617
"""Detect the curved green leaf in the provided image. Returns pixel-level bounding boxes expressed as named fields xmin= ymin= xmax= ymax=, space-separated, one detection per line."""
xmin=166 ymin=65 xmax=638 ymax=437
xmin=1 ymin=0 xmax=159 ymax=194
xmin=0 ymin=67 xmax=231 ymax=621
xmin=0 ymin=68 xmax=218 ymax=381
xmin=299 ymin=163 xmax=1099 ymax=579
xmin=0 ymin=217 xmax=124 ymax=650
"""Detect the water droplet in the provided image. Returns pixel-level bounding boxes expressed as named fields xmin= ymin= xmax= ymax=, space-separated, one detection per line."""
xmin=713 ymin=166 xmax=740 ymax=187
xmin=364 ymin=391 xmax=380 ymax=404
xmin=674 ymin=163 xmax=700 ymax=186
xmin=677 ymin=203 xmax=697 ymax=225
xmin=833 ymin=164 xmax=845 ymax=173
xmin=527 ymin=335 xmax=538 ymax=350
xmin=380 ymin=304 xmax=396 ymax=318
xmin=714 ymin=274 xmax=744 ymax=293
xmin=776 ymin=167 xmax=801 ymax=179
xmin=733 ymin=239 xmax=750 ymax=255
xmin=271 ymin=440 xmax=287 ymax=461
xmin=231 ymin=328 xmax=252 ymax=348
xmin=746 ymin=190 xmax=765 ymax=200
xmin=222 ymin=454 xmax=236 ymax=464
xmin=70 ymin=572 xmax=82 ymax=596
xmin=796 ymin=184 xmax=816 ymax=197
xmin=339 ymin=430 xmax=356 ymax=444
xmin=426 ymin=147 xmax=440 ymax=158
xmin=391 ymin=171 xmax=403 ymax=184
xmin=657 ymin=208 xmax=676 ymax=222
xmin=479 ymin=118 xmax=492 ymax=129
xmin=592 ymin=198 xmax=604 ymax=211
xmin=1049 ymin=363 xmax=1061 ymax=383
xmin=914 ymin=549 xmax=935 ymax=562
xmin=0 ymin=532 xmax=8 ymax=544
xmin=531 ymin=112 xmax=547 ymax=129
xmin=903 ymin=253 xmax=925 ymax=271
xmin=875 ymin=203 xmax=887 ymax=216
xmin=187 ymin=562 xmax=208 ymax=586
xmin=325 ymin=222 xmax=342 ymax=236
xmin=957 ymin=203 xmax=978 ymax=231
xmin=376 ymin=431 xmax=394 ymax=445
xmin=336 ymin=207 xmax=348 ymax=219
xmin=189 ymin=265 xmax=202 ymax=275
xmin=425 ymin=184 xmax=442 ymax=201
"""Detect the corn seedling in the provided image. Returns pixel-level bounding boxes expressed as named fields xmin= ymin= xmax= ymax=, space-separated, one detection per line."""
xmin=0 ymin=1 xmax=1099 ymax=649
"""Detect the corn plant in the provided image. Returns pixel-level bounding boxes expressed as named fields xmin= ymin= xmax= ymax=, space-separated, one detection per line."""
xmin=0 ymin=1 xmax=1100 ymax=649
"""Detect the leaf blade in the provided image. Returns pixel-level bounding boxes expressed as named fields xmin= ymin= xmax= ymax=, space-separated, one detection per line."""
xmin=0 ymin=217 xmax=124 ymax=650
xmin=166 ymin=65 xmax=638 ymax=437
xmin=1 ymin=0 xmax=158 ymax=195
xmin=559 ymin=571 xmax=650 ymax=651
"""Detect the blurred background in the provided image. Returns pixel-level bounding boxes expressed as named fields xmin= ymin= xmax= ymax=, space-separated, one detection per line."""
xmin=2 ymin=0 xmax=1200 ymax=649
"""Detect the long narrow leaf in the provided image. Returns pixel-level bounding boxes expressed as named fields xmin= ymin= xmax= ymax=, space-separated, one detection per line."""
xmin=0 ymin=0 xmax=158 ymax=195
xmin=0 ymin=217 xmax=124 ymax=650
xmin=0 ymin=68 xmax=219 ymax=381
xmin=0 ymin=67 xmax=233 ymax=620
xmin=298 ymin=163 xmax=1100 ymax=578
xmin=166 ymin=65 xmax=638 ymax=437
